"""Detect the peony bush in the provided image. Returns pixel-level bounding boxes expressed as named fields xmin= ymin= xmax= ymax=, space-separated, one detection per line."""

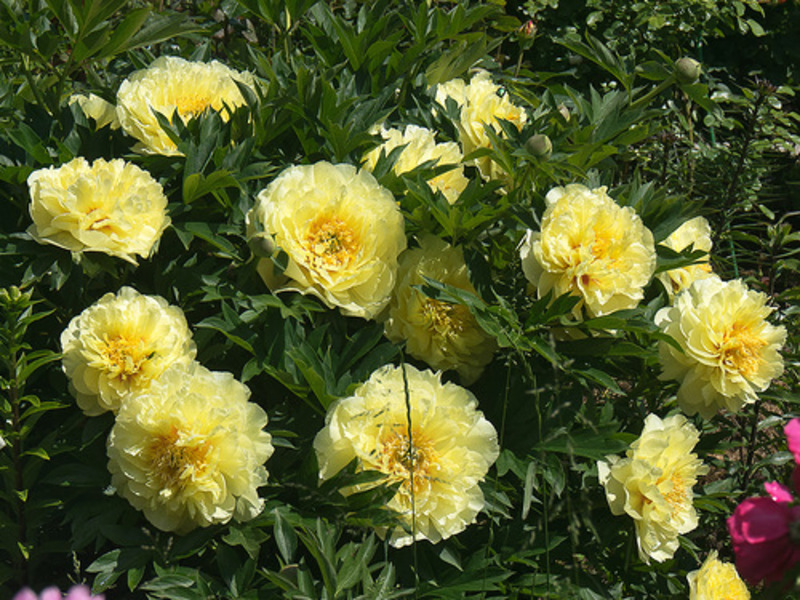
xmin=0 ymin=1 xmax=799 ymax=598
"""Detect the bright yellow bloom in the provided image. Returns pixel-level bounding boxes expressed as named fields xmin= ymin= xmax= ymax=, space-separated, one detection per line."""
xmin=69 ymin=93 xmax=120 ymax=129
xmin=598 ymin=414 xmax=708 ymax=563
xmin=688 ymin=551 xmax=750 ymax=600
xmin=107 ymin=363 xmax=273 ymax=534
xmin=657 ymin=216 xmax=715 ymax=298
xmin=116 ymin=56 xmax=255 ymax=155
xmin=314 ymin=364 xmax=499 ymax=547
xmin=27 ymin=157 xmax=170 ymax=264
xmin=383 ymin=235 xmax=497 ymax=384
xmin=362 ymin=125 xmax=468 ymax=204
xmin=61 ymin=287 xmax=196 ymax=415
xmin=519 ymin=184 xmax=656 ymax=319
xmin=246 ymin=161 xmax=406 ymax=319
xmin=656 ymin=277 xmax=786 ymax=418
xmin=435 ymin=71 xmax=527 ymax=180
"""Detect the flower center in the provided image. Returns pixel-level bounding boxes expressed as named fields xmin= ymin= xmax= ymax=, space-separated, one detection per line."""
xmin=173 ymin=94 xmax=212 ymax=121
xmin=101 ymin=334 xmax=152 ymax=380
xmin=661 ymin=473 xmax=689 ymax=512
xmin=421 ymin=298 xmax=470 ymax=339
xmin=148 ymin=426 xmax=211 ymax=492
xmin=719 ymin=322 xmax=766 ymax=378
xmin=302 ymin=216 xmax=359 ymax=271
xmin=378 ymin=427 xmax=439 ymax=497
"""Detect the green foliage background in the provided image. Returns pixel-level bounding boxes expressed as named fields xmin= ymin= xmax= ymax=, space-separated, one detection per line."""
xmin=1 ymin=0 xmax=799 ymax=598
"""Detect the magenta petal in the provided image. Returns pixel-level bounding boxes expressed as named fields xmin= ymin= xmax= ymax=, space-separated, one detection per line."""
xmin=765 ymin=481 xmax=794 ymax=503
xmin=12 ymin=589 xmax=38 ymax=600
xmin=40 ymin=588 xmax=63 ymax=600
xmin=64 ymin=586 xmax=96 ymax=600
xmin=785 ymin=418 xmax=800 ymax=463
xmin=729 ymin=497 xmax=791 ymax=544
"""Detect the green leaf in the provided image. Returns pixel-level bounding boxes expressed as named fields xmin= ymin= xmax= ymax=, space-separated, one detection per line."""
xmin=273 ymin=508 xmax=298 ymax=564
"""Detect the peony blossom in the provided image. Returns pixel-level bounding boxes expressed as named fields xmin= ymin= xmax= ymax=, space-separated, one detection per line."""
xmin=383 ymin=235 xmax=497 ymax=384
xmin=314 ymin=364 xmax=499 ymax=547
xmin=246 ymin=161 xmax=406 ymax=319
xmin=687 ymin=550 xmax=750 ymax=600
xmin=116 ymin=56 xmax=256 ymax=155
xmin=657 ymin=216 xmax=715 ymax=298
xmin=362 ymin=124 xmax=468 ymax=204
xmin=61 ymin=286 xmax=196 ymax=415
xmin=13 ymin=585 xmax=104 ymax=600
xmin=519 ymin=184 xmax=656 ymax=319
xmin=435 ymin=71 xmax=527 ymax=180
xmin=598 ymin=413 xmax=708 ymax=563
xmin=656 ymin=277 xmax=786 ymax=418
xmin=728 ymin=481 xmax=800 ymax=585
xmin=27 ymin=157 xmax=170 ymax=264
xmin=107 ymin=362 xmax=273 ymax=534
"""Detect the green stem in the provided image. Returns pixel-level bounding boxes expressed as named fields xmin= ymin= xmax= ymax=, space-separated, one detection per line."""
xmin=630 ymin=76 xmax=675 ymax=111
xmin=9 ymin=338 xmax=28 ymax=585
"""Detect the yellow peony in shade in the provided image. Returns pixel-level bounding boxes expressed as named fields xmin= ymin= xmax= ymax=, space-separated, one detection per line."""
xmin=688 ymin=551 xmax=750 ymax=600
xmin=383 ymin=235 xmax=497 ymax=384
xmin=107 ymin=363 xmax=273 ymax=534
xmin=657 ymin=216 xmax=715 ymax=298
xmin=314 ymin=364 xmax=499 ymax=547
xmin=27 ymin=157 xmax=170 ymax=264
xmin=519 ymin=184 xmax=656 ymax=319
xmin=246 ymin=161 xmax=406 ymax=320
xmin=598 ymin=413 xmax=708 ymax=563
xmin=435 ymin=71 xmax=527 ymax=180
xmin=60 ymin=286 xmax=196 ymax=415
xmin=362 ymin=124 xmax=468 ymax=204
xmin=116 ymin=56 xmax=256 ymax=155
xmin=656 ymin=276 xmax=786 ymax=418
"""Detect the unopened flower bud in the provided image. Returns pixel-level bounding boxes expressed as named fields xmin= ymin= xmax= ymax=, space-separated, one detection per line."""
xmin=519 ymin=20 xmax=536 ymax=40
xmin=525 ymin=134 xmax=552 ymax=159
xmin=248 ymin=232 xmax=276 ymax=258
xmin=675 ymin=57 xmax=701 ymax=84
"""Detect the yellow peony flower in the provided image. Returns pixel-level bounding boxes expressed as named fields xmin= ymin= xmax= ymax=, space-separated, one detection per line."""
xmin=362 ymin=125 xmax=468 ymax=204
xmin=598 ymin=413 xmax=708 ymax=563
xmin=656 ymin=277 xmax=786 ymax=418
xmin=107 ymin=362 xmax=273 ymax=534
xmin=688 ymin=551 xmax=750 ymax=600
xmin=246 ymin=161 xmax=406 ymax=319
xmin=657 ymin=216 xmax=715 ymax=298
xmin=519 ymin=184 xmax=656 ymax=319
xmin=383 ymin=235 xmax=497 ymax=384
xmin=61 ymin=286 xmax=196 ymax=416
xmin=27 ymin=157 xmax=170 ymax=264
xmin=435 ymin=71 xmax=527 ymax=180
xmin=116 ymin=56 xmax=255 ymax=155
xmin=69 ymin=93 xmax=120 ymax=129
xmin=314 ymin=364 xmax=499 ymax=547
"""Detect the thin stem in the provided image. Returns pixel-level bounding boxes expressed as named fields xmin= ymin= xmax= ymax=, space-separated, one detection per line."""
xmin=8 ymin=333 xmax=28 ymax=585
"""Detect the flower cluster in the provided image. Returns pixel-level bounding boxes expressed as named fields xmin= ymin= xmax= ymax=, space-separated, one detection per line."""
xmin=13 ymin=585 xmax=104 ymax=600
xmin=598 ymin=414 xmax=708 ymax=563
xmin=519 ymin=184 xmax=656 ymax=319
xmin=246 ymin=161 xmax=406 ymax=319
xmin=314 ymin=364 xmax=499 ymax=547
xmin=656 ymin=276 xmax=786 ymax=418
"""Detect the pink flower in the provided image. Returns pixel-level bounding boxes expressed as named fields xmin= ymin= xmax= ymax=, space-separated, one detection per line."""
xmin=12 ymin=585 xmax=103 ymax=600
xmin=728 ymin=482 xmax=800 ymax=585
xmin=785 ymin=418 xmax=800 ymax=463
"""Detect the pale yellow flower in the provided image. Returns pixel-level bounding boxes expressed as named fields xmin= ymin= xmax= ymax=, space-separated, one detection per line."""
xmin=314 ymin=364 xmax=499 ymax=547
xmin=116 ymin=56 xmax=256 ymax=155
xmin=657 ymin=216 xmax=715 ymax=297
xmin=597 ymin=413 xmax=708 ymax=563
xmin=69 ymin=93 xmax=120 ymax=129
xmin=435 ymin=71 xmax=527 ymax=180
xmin=383 ymin=235 xmax=497 ymax=384
xmin=61 ymin=286 xmax=196 ymax=415
xmin=246 ymin=161 xmax=406 ymax=319
xmin=688 ymin=551 xmax=750 ymax=600
xmin=656 ymin=277 xmax=786 ymax=418
xmin=107 ymin=362 xmax=273 ymax=534
xmin=362 ymin=125 xmax=468 ymax=204
xmin=27 ymin=157 xmax=170 ymax=264
xmin=519 ymin=184 xmax=656 ymax=319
